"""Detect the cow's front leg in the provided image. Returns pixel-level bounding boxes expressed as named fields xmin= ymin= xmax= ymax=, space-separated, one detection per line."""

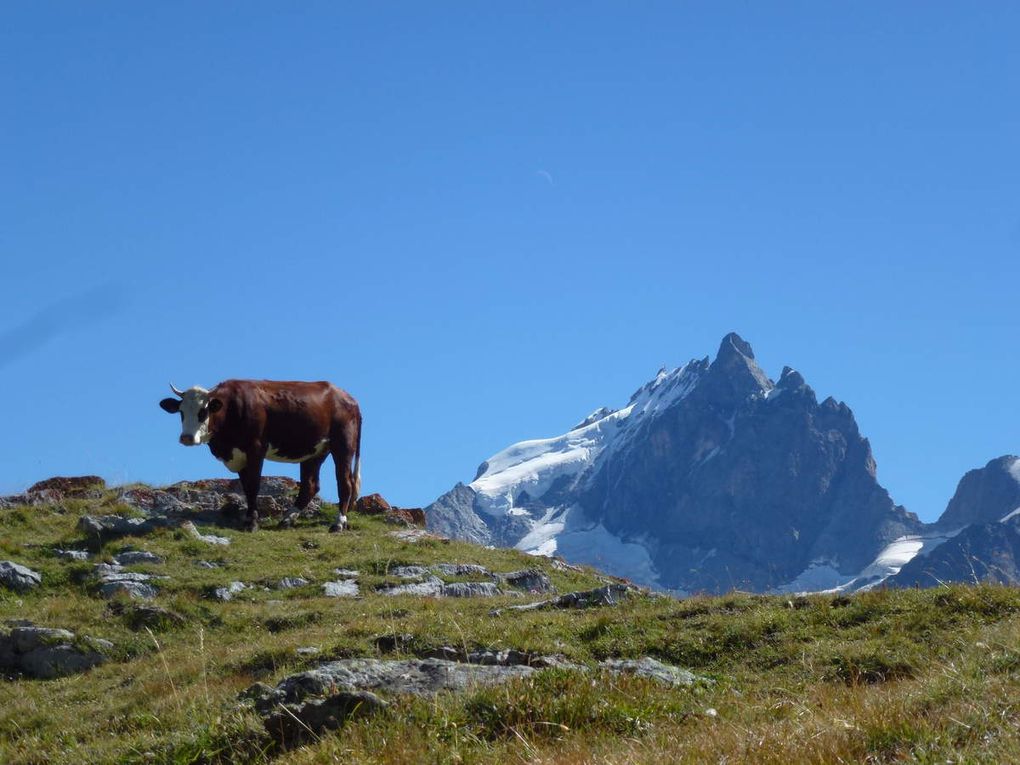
xmin=238 ymin=451 xmax=265 ymax=531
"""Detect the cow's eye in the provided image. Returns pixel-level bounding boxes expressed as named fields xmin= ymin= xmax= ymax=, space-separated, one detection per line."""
xmin=198 ymin=407 xmax=208 ymax=422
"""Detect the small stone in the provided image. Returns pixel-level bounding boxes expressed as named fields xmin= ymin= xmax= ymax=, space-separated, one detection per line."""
xmin=213 ymin=581 xmax=247 ymax=601
xmin=322 ymin=580 xmax=359 ymax=598
xmin=278 ymin=577 xmax=310 ymax=589
xmin=194 ymin=560 xmax=221 ymax=569
xmin=332 ymin=568 xmax=359 ymax=578
xmin=180 ymin=521 xmax=230 ymax=546
xmin=296 ymin=647 xmax=320 ymax=657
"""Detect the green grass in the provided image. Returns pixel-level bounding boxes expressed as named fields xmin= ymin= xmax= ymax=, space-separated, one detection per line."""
xmin=3 ymin=488 xmax=1020 ymax=763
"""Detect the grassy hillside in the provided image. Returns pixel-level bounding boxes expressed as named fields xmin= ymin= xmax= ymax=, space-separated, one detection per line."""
xmin=3 ymin=485 xmax=1020 ymax=764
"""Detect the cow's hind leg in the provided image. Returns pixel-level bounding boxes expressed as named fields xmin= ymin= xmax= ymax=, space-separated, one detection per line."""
xmin=329 ymin=444 xmax=355 ymax=533
xmin=238 ymin=451 xmax=265 ymax=532
xmin=281 ymin=455 xmax=326 ymax=528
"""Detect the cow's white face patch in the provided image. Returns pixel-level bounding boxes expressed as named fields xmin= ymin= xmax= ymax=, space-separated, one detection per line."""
xmin=176 ymin=387 xmax=213 ymax=445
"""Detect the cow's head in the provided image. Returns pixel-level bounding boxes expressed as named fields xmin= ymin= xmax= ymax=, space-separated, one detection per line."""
xmin=159 ymin=383 xmax=223 ymax=446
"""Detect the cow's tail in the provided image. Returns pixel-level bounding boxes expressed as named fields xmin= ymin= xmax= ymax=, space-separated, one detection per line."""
xmin=351 ymin=411 xmax=362 ymax=502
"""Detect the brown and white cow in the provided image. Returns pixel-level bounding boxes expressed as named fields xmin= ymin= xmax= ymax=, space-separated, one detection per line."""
xmin=159 ymin=380 xmax=361 ymax=532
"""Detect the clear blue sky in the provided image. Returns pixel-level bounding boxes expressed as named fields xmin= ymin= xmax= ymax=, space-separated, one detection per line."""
xmin=2 ymin=3 xmax=1018 ymax=522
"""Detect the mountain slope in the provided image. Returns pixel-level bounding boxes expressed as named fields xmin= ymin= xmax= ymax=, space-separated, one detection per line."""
xmin=427 ymin=333 xmax=922 ymax=594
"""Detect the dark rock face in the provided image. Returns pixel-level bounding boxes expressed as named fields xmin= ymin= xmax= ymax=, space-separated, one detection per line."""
xmin=581 ymin=335 xmax=919 ymax=591
xmin=426 ymin=483 xmax=489 ymax=544
xmin=890 ymin=517 xmax=1020 ymax=587
xmin=935 ymin=456 xmax=1020 ymax=530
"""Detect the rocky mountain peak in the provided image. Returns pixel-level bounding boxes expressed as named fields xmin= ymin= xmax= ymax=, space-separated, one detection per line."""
xmin=703 ymin=332 xmax=774 ymax=406
xmin=936 ymin=455 xmax=1020 ymax=530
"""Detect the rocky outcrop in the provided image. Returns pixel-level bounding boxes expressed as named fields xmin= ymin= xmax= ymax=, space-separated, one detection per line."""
xmin=0 ymin=625 xmax=111 ymax=679
xmin=0 ymin=561 xmax=41 ymax=593
xmin=890 ymin=516 xmax=1020 ymax=588
xmin=936 ymin=456 xmax=1020 ymax=530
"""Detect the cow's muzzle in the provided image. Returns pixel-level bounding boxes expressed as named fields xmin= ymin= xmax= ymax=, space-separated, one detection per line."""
xmin=180 ymin=435 xmax=200 ymax=446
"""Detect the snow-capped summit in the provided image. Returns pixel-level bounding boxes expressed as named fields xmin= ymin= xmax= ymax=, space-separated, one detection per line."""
xmin=427 ymin=333 xmax=923 ymax=593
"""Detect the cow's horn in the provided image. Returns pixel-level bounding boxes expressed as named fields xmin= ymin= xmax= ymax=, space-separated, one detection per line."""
xmin=169 ymin=382 xmax=185 ymax=397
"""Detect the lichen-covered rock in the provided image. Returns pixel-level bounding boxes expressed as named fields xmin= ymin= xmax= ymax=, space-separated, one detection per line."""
xmin=354 ymin=493 xmax=392 ymax=515
xmin=28 ymin=475 xmax=106 ymax=498
xmin=0 ymin=561 xmax=42 ymax=593
xmin=278 ymin=577 xmax=310 ymax=589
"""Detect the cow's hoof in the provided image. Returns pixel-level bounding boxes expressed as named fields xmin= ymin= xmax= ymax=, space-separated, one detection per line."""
xmin=245 ymin=520 xmax=259 ymax=532
xmin=278 ymin=512 xmax=298 ymax=529
xmin=328 ymin=523 xmax=343 ymax=533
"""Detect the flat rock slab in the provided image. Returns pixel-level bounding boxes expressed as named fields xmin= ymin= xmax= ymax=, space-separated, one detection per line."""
xmin=390 ymin=565 xmax=430 ymax=579
xmin=322 ymin=580 xmax=359 ymax=598
xmin=79 ymin=514 xmax=165 ymax=539
xmin=54 ymin=549 xmax=90 ymax=561
xmin=442 ymin=581 xmax=502 ymax=598
xmin=272 ymin=658 xmax=537 ymax=702
xmin=491 ymin=584 xmax=634 ymax=616
xmin=433 ymin=563 xmax=495 ymax=579
xmin=0 ymin=561 xmax=42 ymax=593
xmin=97 ymin=569 xmax=165 ymax=600
xmin=378 ymin=576 xmax=445 ymax=597
xmin=599 ymin=657 xmax=704 ymax=687
xmin=112 ymin=550 xmax=164 ymax=566
xmin=277 ymin=577 xmax=310 ymax=589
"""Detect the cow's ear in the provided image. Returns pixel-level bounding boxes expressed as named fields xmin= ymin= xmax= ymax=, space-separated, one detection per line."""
xmin=208 ymin=398 xmax=223 ymax=414
xmin=159 ymin=398 xmax=181 ymax=414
